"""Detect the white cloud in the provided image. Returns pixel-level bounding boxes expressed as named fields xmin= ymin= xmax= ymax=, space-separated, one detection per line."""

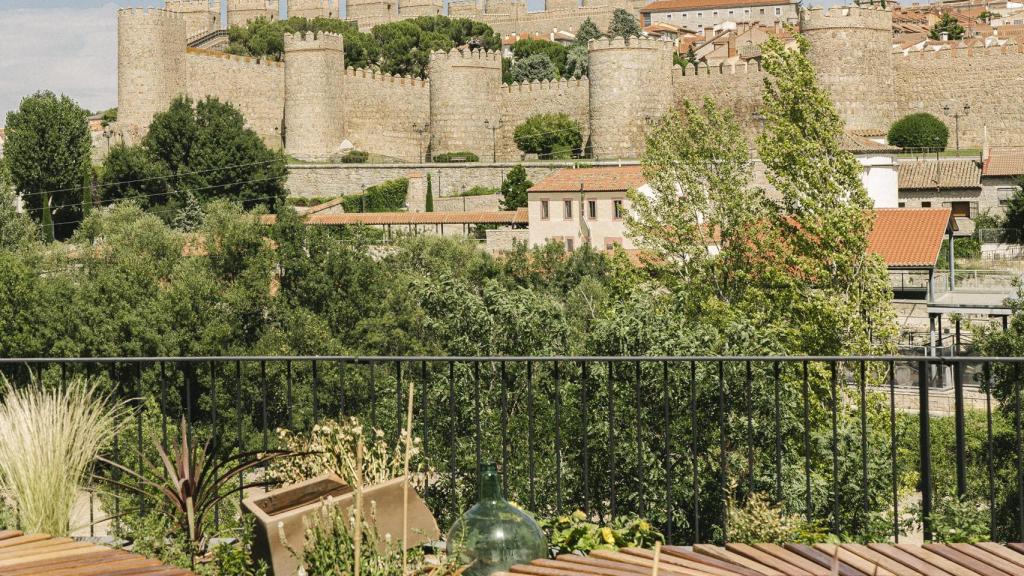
xmin=0 ymin=3 xmax=119 ymax=123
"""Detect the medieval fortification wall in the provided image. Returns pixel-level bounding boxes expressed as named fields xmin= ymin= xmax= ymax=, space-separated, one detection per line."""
xmin=118 ymin=4 xmax=1024 ymax=166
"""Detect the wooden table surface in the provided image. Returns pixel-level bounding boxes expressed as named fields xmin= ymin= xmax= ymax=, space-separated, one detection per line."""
xmin=495 ymin=542 xmax=1024 ymax=576
xmin=0 ymin=530 xmax=194 ymax=576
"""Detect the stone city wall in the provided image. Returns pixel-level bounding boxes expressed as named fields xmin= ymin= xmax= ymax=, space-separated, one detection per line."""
xmin=185 ymin=49 xmax=285 ymax=148
xmin=672 ymin=62 xmax=767 ymax=134
xmin=341 ymin=68 xmax=430 ymax=162
xmin=445 ymin=0 xmax=644 ymax=35
xmin=486 ymin=228 xmax=530 ymax=253
xmin=894 ymin=44 xmax=1024 ymax=150
xmin=498 ymin=78 xmax=590 ymax=162
xmin=285 ymin=161 xmax=616 ymax=198
xmin=434 ymin=193 xmax=503 ymax=212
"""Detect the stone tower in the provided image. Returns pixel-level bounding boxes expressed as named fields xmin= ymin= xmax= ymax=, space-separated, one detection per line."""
xmin=428 ymin=48 xmax=502 ymax=161
xmin=117 ymin=8 xmax=186 ymax=143
xmin=397 ymin=0 xmax=443 ymax=18
xmin=226 ymin=0 xmax=278 ymax=27
xmin=587 ymin=37 xmax=673 ymax=160
xmin=287 ymin=0 xmax=335 ymax=19
xmin=283 ymin=32 xmax=345 ymax=160
xmin=164 ymin=0 xmax=220 ymax=38
xmin=801 ymin=5 xmax=896 ymax=132
xmin=346 ymin=0 xmax=395 ymax=23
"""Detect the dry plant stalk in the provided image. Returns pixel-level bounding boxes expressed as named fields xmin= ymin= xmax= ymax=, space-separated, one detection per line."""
xmin=402 ymin=380 xmax=414 ymax=575
xmin=650 ymin=541 xmax=662 ymax=576
xmin=355 ymin=438 xmax=363 ymax=576
xmin=0 ymin=378 xmax=128 ymax=536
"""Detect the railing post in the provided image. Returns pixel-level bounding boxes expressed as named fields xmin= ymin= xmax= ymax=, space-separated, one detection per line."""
xmin=953 ymin=359 xmax=966 ymax=498
xmin=919 ymin=359 xmax=933 ymax=541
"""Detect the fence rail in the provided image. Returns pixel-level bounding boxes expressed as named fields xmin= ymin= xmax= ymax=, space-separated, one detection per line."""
xmin=0 ymin=356 xmax=1022 ymax=545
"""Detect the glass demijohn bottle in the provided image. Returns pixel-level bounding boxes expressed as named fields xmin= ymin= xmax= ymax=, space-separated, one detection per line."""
xmin=445 ymin=462 xmax=547 ymax=575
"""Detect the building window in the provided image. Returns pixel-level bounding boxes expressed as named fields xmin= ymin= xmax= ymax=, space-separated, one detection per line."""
xmin=998 ymin=186 xmax=1019 ymax=206
xmin=898 ymin=202 xmax=906 ymax=208
xmin=921 ymin=201 xmax=932 ymax=208
xmin=949 ymin=201 xmax=972 ymax=218
xmin=760 ymin=8 xmax=765 ymax=14
xmin=643 ymin=14 xmax=651 ymax=26
xmin=697 ymin=12 xmax=702 ymax=18
xmin=565 ymin=237 xmax=574 ymax=252
xmin=613 ymin=199 xmax=624 ymax=220
xmin=744 ymin=8 xmax=750 ymax=13
xmin=563 ymin=200 xmax=573 ymax=219
xmin=774 ymin=6 xmax=781 ymax=15
xmin=728 ymin=10 xmax=734 ymax=15
xmin=712 ymin=10 xmax=718 ymax=17
xmin=541 ymin=200 xmax=549 ymax=220
xmin=587 ymin=200 xmax=597 ymax=219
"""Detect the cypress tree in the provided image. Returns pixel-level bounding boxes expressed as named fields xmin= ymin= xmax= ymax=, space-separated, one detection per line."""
xmin=426 ymin=173 xmax=434 ymax=212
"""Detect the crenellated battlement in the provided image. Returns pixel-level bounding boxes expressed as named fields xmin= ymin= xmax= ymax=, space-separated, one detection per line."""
xmin=677 ymin=59 xmax=764 ymax=76
xmin=501 ymin=77 xmax=588 ymax=93
xmin=118 ymin=7 xmax=184 ymax=20
xmin=896 ymin=41 xmax=1023 ymax=60
xmin=164 ymin=0 xmax=217 ymax=11
xmin=801 ymin=5 xmax=892 ymax=31
xmin=587 ymin=36 xmax=675 ymax=52
xmin=186 ymin=47 xmax=284 ymax=68
xmin=284 ymin=31 xmax=344 ymax=52
xmin=344 ymin=67 xmax=430 ymax=88
xmin=429 ymin=47 xmax=502 ymax=65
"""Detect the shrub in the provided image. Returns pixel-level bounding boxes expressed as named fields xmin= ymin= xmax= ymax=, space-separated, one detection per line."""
xmin=887 ymin=113 xmax=949 ymax=151
xmin=500 ymin=165 xmax=532 ymax=210
xmin=433 ymin=151 xmax=480 ymax=163
xmin=725 ymin=492 xmax=827 ymax=545
xmin=911 ymin=495 xmax=990 ymax=543
xmin=457 ymin=185 xmax=499 ymax=197
xmin=510 ymin=39 xmax=568 ymax=76
xmin=540 ymin=510 xmax=663 ymax=557
xmin=514 ymin=113 xmax=583 ymax=159
xmin=340 ymin=178 xmax=409 ymax=212
xmin=0 ymin=378 xmax=128 ymax=536
xmin=509 ymin=53 xmax=559 ymax=84
xmin=341 ymin=149 xmax=369 ymax=164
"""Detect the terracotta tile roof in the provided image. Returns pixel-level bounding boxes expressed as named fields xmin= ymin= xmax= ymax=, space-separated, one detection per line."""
xmin=869 ymin=208 xmax=952 ymax=268
xmin=261 ymin=209 xmax=528 ymax=226
xmin=841 ymin=132 xmax=900 ymax=154
xmin=898 ymin=159 xmax=982 ymax=190
xmin=983 ymin=147 xmax=1024 ymax=176
xmin=300 ymin=197 xmax=345 ymax=215
xmin=528 ymin=165 xmax=646 ymax=193
xmin=641 ymin=0 xmax=788 ymax=12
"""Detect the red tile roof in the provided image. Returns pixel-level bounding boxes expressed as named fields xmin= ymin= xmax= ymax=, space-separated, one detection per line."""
xmin=898 ymin=160 xmax=982 ymax=190
xmin=528 ymin=165 xmax=646 ymax=193
xmin=261 ymin=209 xmax=528 ymax=226
xmin=983 ymin=147 xmax=1024 ymax=176
xmin=642 ymin=0 xmax=791 ymax=13
xmin=868 ymin=208 xmax=952 ymax=268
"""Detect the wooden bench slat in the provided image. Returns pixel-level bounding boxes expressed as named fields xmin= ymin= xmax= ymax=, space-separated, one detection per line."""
xmin=973 ymin=542 xmax=1024 ymax=570
xmin=896 ymin=544 xmax=982 ymax=576
xmin=621 ymin=547 xmax=748 ymax=576
xmin=922 ymin=545 xmax=1013 ymax=576
xmin=866 ymin=544 xmax=955 ymax=576
xmin=554 ymin=554 xmax=653 ymax=575
xmin=948 ymin=543 xmax=1024 ymax=575
xmin=783 ymin=544 xmax=866 ymax=576
xmin=694 ymin=544 xmax=784 ymax=576
xmin=726 ymin=543 xmax=814 ymax=576
xmin=813 ymin=544 xmax=898 ymax=576
xmin=662 ymin=546 xmax=765 ymax=576
xmin=836 ymin=544 xmax=922 ymax=576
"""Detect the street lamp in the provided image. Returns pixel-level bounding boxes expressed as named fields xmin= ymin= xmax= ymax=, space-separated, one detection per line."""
xmin=942 ymin=103 xmax=970 ymax=152
xmin=484 ymin=119 xmax=498 ymax=163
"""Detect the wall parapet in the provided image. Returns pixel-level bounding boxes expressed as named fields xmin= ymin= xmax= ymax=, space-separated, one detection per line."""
xmin=895 ymin=42 xmax=1023 ymax=60
xmin=677 ymin=60 xmax=763 ymax=76
xmin=186 ymin=47 xmax=284 ymax=67
xmin=344 ymin=67 xmax=429 ymax=88
xmin=587 ymin=36 xmax=674 ymax=52
xmin=801 ymin=5 xmax=892 ymax=31
xmin=429 ymin=47 xmax=502 ymax=64
xmin=118 ymin=7 xmax=183 ymax=19
xmin=165 ymin=0 xmax=217 ymax=11
xmin=283 ymin=31 xmax=344 ymax=52
xmin=501 ymin=77 xmax=588 ymax=92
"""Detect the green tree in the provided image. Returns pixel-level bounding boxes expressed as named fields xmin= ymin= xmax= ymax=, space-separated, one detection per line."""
xmin=513 ymin=113 xmax=583 ymax=159
xmin=509 ymin=53 xmax=559 ymax=83
xmin=564 ymin=44 xmax=589 ymax=79
xmin=574 ymin=18 xmax=603 ymax=45
xmin=500 ymin=165 xmax=532 ymax=210
xmin=0 ymin=161 xmax=37 ymax=250
xmin=607 ymin=8 xmax=642 ymax=38
xmin=371 ymin=16 xmax=501 ymax=78
xmin=887 ymin=112 xmax=949 ymax=151
xmin=100 ymin=144 xmax=171 ymax=209
xmin=425 ymin=173 xmax=434 ymax=212
xmin=510 ymin=38 xmax=568 ymax=76
xmin=226 ymin=16 xmax=376 ymax=68
xmin=930 ymin=12 xmax=966 ymax=40
xmin=1003 ymin=180 xmax=1024 ymax=241
xmin=4 ymin=91 xmax=90 ymax=241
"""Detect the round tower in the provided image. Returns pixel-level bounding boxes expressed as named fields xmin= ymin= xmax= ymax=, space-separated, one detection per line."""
xmin=117 ymin=8 xmax=187 ymax=143
xmin=800 ymin=5 xmax=895 ymax=133
xmin=226 ymin=0 xmax=277 ymax=28
xmin=284 ymin=31 xmax=345 ymax=160
xmin=287 ymin=0 xmax=334 ymax=20
xmin=587 ymin=37 xmax=674 ymax=160
xmin=428 ymin=48 xmax=502 ymax=161
xmin=164 ymin=0 xmax=220 ymax=38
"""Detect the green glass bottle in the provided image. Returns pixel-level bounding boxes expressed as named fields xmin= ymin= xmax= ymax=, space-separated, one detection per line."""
xmin=446 ymin=463 xmax=547 ymax=575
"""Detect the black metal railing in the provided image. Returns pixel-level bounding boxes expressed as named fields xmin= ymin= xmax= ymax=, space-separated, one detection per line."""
xmin=0 ymin=355 xmax=1021 ymax=544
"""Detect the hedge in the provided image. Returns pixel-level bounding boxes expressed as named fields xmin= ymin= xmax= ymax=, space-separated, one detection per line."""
xmin=433 ymin=151 xmax=479 ymax=163
xmin=341 ymin=150 xmax=369 ymax=163
xmin=341 ymin=178 xmax=409 ymax=212
xmin=888 ymin=113 xmax=950 ymax=151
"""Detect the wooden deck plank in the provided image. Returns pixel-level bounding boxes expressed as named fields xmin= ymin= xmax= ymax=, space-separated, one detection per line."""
xmin=622 ymin=547 xmax=749 ymax=576
xmin=896 ymin=544 xmax=982 ymax=576
xmin=836 ymin=544 xmax=921 ymax=576
xmin=867 ymin=545 xmax=955 ymax=576
xmin=948 ymin=543 xmax=1024 ymax=575
xmin=589 ymin=549 xmax=712 ymax=576
xmin=0 ymin=551 xmax=130 ymax=576
xmin=973 ymin=542 xmax=1024 ymax=570
xmin=1005 ymin=544 xmax=1024 ymax=556
xmin=661 ymin=546 xmax=766 ymax=576
xmin=922 ymin=545 xmax=1013 ymax=576
xmin=530 ymin=558 xmax=645 ymax=576
xmin=813 ymin=544 xmax=898 ymax=576
xmin=726 ymin=543 xmax=815 ymax=576
xmin=555 ymin=554 xmax=652 ymax=575
xmin=509 ymin=563 xmax=599 ymax=576
xmin=693 ymin=544 xmax=785 ymax=576
xmin=0 ymin=534 xmax=22 ymax=543
xmin=0 ymin=535 xmax=50 ymax=550
xmin=783 ymin=544 xmax=866 ymax=576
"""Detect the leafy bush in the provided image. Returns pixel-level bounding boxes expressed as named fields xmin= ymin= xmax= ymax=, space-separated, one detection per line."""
xmin=540 ymin=510 xmax=663 ymax=556
xmin=340 ymin=178 xmax=409 ymax=212
xmin=911 ymin=495 xmax=990 ymax=543
xmin=564 ymin=45 xmax=589 ymax=79
xmin=456 ymin=186 xmax=499 ymax=197
xmin=607 ymin=8 xmax=641 ymax=38
xmin=285 ymin=196 xmax=334 ymax=207
xmin=510 ymin=39 xmax=568 ymax=76
xmin=433 ymin=151 xmax=480 ymax=163
xmin=725 ymin=493 xmax=827 ymax=545
xmin=500 ymin=165 xmax=532 ymax=210
xmin=509 ymin=53 xmax=558 ymax=84
xmin=341 ymin=150 xmax=369 ymax=164
xmin=513 ymin=113 xmax=583 ymax=159
xmin=0 ymin=378 xmax=128 ymax=536
xmin=887 ymin=113 xmax=949 ymax=151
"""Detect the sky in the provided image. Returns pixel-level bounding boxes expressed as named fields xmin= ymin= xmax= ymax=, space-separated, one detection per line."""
xmin=0 ymin=0 xmax=905 ymax=125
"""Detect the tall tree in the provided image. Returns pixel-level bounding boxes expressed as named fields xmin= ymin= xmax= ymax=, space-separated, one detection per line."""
xmin=0 ymin=161 xmax=37 ymax=250
xmin=1003 ymin=180 xmax=1024 ymax=241
xmin=607 ymin=8 xmax=642 ymax=39
xmin=500 ymin=165 xmax=532 ymax=210
xmin=574 ymin=18 xmax=603 ymax=45
xmin=4 ymin=91 xmax=90 ymax=241
xmin=509 ymin=53 xmax=559 ymax=83
xmin=564 ymin=44 xmax=589 ymax=79
xmin=929 ymin=12 xmax=966 ymax=40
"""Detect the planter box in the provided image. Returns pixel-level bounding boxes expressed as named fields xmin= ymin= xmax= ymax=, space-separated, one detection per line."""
xmin=244 ymin=473 xmax=439 ymax=576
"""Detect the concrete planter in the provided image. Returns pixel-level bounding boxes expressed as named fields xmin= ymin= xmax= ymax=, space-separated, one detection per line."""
xmin=244 ymin=473 xmax=439 ymax=576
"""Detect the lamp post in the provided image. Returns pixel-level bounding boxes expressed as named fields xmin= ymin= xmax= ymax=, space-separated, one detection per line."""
xmin=942 ymin=103 xmax=970 ymax=153
xmin=484 ymin=119 xmax=498 ymax=163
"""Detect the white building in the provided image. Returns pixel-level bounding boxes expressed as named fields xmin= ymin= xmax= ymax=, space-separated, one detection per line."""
xmin=640 ymin=0 xmax=799 ymax=33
